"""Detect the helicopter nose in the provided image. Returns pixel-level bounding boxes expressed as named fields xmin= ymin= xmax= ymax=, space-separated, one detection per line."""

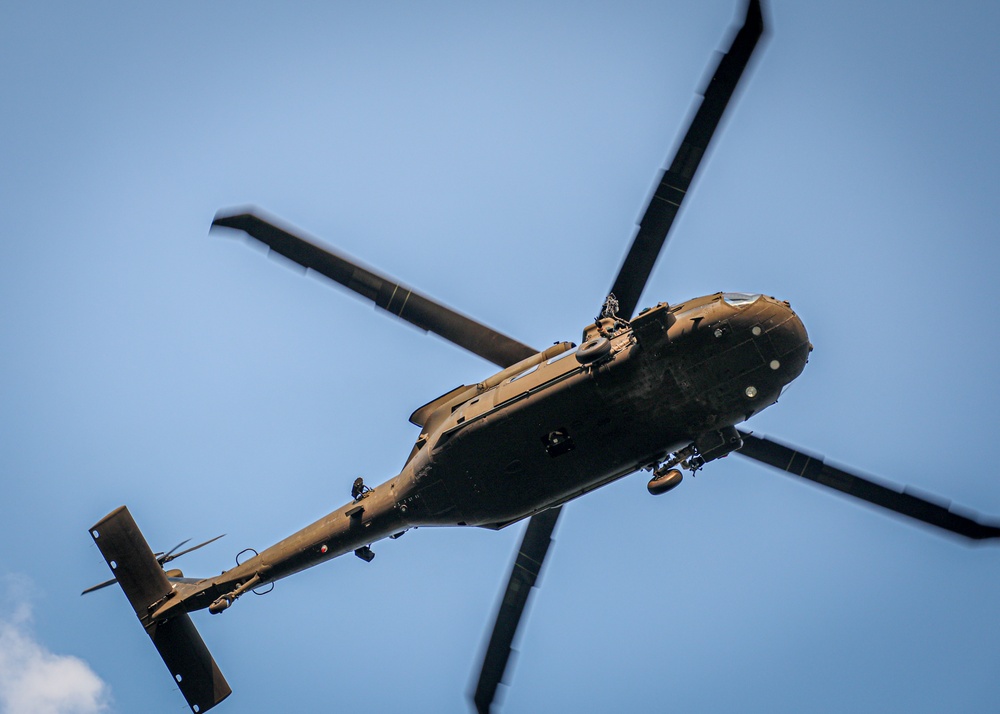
xmin=739 ymin=295 xmax=811 ymax=391
xmin=661 ymin=292 xmax=811 ymax=418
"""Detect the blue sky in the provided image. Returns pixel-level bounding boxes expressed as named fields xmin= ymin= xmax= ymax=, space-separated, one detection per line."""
xmin=2 ymin=1 xmax=999 ymax=712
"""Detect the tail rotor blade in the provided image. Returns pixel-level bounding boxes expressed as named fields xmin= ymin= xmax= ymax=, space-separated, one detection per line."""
xmin=161 ymin=534 xmax=226 ymax=565
xmin=156 ymin=538 xmax=192 ymax=564
xmin=81 ymin=578 xmax=117 ymax=596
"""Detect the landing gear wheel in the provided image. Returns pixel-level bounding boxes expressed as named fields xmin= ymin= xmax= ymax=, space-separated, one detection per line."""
xmin=647 ymin=469 xmax=683 ymax=495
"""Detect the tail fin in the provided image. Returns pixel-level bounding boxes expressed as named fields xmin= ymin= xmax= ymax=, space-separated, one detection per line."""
xmin=90 ymin=506 xmax=232 ymax=713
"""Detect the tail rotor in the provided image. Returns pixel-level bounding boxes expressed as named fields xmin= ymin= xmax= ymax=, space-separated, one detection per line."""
xmin=82 ymin=533 xmax=224 ymax=596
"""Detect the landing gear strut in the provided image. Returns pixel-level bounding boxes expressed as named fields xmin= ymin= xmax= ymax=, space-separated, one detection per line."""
xmin=646 ymin=427 xmax=744 ymax=496
xmin=646 ymin=445 xmax=699 ymax=495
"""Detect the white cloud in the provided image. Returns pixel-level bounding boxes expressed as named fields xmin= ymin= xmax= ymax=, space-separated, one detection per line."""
xmin=0 ymin=576 xmax=110 ymax=714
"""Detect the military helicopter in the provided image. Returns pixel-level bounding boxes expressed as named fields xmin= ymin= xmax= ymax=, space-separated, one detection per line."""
xmin=85 ymin=2 xmax=1000 ymax=713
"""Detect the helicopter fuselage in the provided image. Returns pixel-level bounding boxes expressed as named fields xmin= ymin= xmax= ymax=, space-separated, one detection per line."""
xmin=165 ymin=291 xmax=809 ymax=617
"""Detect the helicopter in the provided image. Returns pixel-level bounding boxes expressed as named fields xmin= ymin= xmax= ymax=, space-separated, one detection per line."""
xmin=83 ymin=2 xmax=1000 ymax=713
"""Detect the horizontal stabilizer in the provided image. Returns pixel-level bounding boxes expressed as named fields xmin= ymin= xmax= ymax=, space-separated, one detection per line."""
xmin=148 ymin=615 xmax=231 ymax=713
xmin=90 ymin=506 xmax=232 ymax=713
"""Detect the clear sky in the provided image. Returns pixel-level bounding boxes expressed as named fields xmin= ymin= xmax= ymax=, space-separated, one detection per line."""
xmin=2 ymin=1 xmax=999 ymax=712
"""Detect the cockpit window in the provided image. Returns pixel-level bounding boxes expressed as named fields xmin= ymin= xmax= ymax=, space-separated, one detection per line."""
xmin=723 ymin=292 xmax=761 ymax=307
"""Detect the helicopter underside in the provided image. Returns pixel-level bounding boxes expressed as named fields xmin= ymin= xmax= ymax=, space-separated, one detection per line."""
xmin=400 ymin=293 xmax=811 ymax=529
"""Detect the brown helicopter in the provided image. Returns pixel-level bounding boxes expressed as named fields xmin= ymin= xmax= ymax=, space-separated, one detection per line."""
xmin=85 ymin=2 xmax=1000 ymax=713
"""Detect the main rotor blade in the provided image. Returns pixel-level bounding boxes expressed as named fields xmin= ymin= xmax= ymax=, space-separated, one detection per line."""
xmin=472 ymin=506 xmax=562 ymax=714
xmin=736 ymin=431 xmax=1000 ymax=540
xmin=609 ymin=0 xmax=765 ymax=319
xmin=213 ymin=211 xmax=536 ymax=369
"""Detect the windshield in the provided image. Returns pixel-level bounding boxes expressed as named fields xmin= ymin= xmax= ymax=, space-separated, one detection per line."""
xmin=722 ymin=292 xmax=761 ymax=307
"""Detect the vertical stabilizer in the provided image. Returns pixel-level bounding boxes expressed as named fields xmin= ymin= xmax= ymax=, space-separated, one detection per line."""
xmin=90 ymin=506 xmax=232 ymax=713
